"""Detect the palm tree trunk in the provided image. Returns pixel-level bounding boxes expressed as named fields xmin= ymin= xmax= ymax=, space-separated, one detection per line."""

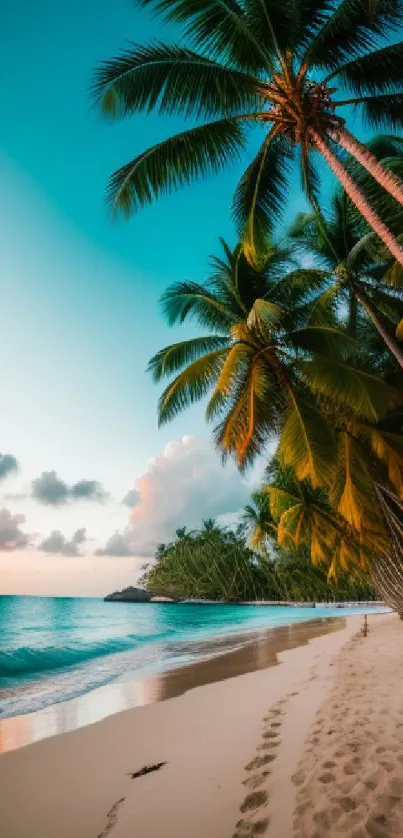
xmin=354 ymin=287 xmax=403 ymax=369
xmin=338 ymin=129 xmax=403 ymax=208
xmin=310 ymin=129 xmax=403 ymax=267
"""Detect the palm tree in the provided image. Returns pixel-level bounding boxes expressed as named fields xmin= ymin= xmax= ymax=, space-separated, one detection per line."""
xmin=148 ymin=239 xmax=402 ymax=489
xmin=93 ymin=0 xmax=403 ymax=265
xmin=175 ymin=526 xmax=193 ymax=540
xmin=240 ymin=491 xmax=276 ymax=553
xmin=287 ymin=184 xmax=403 ymax=367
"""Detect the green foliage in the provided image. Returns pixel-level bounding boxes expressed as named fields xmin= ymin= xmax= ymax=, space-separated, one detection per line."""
xmin=149 ymin=238 xmax=399 ymax=477
xmin=143 ymin=525 xmax=270 ymax=601
xmin=141 ymin=520 xmax=375 ymax=602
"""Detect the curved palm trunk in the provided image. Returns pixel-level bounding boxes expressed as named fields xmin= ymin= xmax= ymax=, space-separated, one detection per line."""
xmin=354 ymin=287 xmax=403 ymax=369
xmin=310 ymin=129 xmax=403 ymax=267
xmin=372 ymin=485 xmax=403 ymax=618
xmin=338 ymin=129 xmax=403 ymax=208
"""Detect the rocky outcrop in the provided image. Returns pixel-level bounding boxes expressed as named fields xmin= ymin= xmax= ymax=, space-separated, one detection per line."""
xmin=104 ymin=586 xmax=150 ymax=602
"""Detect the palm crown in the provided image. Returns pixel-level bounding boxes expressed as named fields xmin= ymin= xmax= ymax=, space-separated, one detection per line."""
xmin=94 ymin=0 xmax=403 ymax=265
xmin=287 ymin=182 xmax=403 ymax=366
xmin=148 ymin=239 xmax=403 ymax=500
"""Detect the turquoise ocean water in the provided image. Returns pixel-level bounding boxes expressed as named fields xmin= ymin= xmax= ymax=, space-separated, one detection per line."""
xmin=0 ymin=595 xmax=389 ymax=720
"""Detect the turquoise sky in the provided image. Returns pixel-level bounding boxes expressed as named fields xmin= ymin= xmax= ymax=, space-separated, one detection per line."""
xmin=0 ymin=0 xmax=373 ymax=593
xmin=2 ymin=0 xmax=281 ymax=592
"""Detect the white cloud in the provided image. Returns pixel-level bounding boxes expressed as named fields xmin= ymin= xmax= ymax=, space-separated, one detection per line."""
xmin=97 ymin=435 xmax=251 ymax=556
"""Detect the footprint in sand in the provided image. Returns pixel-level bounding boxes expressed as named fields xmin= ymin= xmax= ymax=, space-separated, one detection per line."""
xmin=318 ymin=772 xmax=335 ymax=784
xmin=262 ymin=730 xmax=280 ymax=740
xmin=257 ymin=742 xmax=276 ymax=753
xmin=240 ymin=790 xmax=268 ymax=813
xmin=291 ymin=770 xmax=306 ymax=787
xmin=338 ymin=796 xmax=357 ymax=812
xmin=245 ymin=755 xmax=277 ymax=771
xmin=233 ymin=817 xmax=269 ymax=837
xmin=242 ymin=772 xmax=270 ymax=790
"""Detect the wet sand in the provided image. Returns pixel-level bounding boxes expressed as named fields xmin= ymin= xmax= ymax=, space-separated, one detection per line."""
xmin=0 ymin=617 xmax=342 ymax=754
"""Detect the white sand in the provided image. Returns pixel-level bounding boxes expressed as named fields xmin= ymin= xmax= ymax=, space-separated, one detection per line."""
xmin=0 ymin=613 xmax=398 ymax=838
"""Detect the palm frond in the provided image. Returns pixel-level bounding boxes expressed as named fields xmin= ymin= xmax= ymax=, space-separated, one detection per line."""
xmin=157 ymin=349 xmax=228 ymax=425
xmin=328 ymin=41 xmax=403 ymax=96
xmin=384 ymin=259 xmax=403 ymax=288
xmin=299 ymin=140 xmax=321 ymax=206
xmin=247 ymin=298 xmax=283 ymax=332
xmin=297 ymin=285 xmax=338 ymax=326
xmin=136 ymin=0 xmax=273 ymax=72
xmin=292 ymin=0 xmax=334 ymax=52
xmin=214 ymin=358 xmax=276 ymax=468
xmin=371 ymin=429 xmax=403 ymax=496
xmin=206 ymin=341 xmax=254 ymax=419
xmin=345 ymin=92 xmax=403 ymax=132
xmin=233 ymin=128 xmax=293 ymax=268
xmin=161 ymin=281 xmax=236 ymax=329
xmin=289 ymin=324 xmax=356 ymax=355
xmin=246 ymin=0 xmax=294 ymax=54
xmin=277 ymin=397 xmax=336 ymax=488
xmin=268 ymin=268 xmax=329 ymax=313
xmin=147 ymin=336 xmax=229 ymax=382
xmin=305 ymin=0 xmax=403 ymax=70
xmin=92 ymin=43 xmax=266 ymax=120
xmin=265 ymin=484 xmax=302 ymax=519
xmin=302 ymin=355 xmax=402 ymax=420
xmin=107 ymin=118 xmax=247 ymax=216
xmin=329 ymin=431 xmax=375 ymax=530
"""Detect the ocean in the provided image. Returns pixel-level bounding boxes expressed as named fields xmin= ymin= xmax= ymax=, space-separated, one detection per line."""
xmin=0 ymin=595 xmax=389 ymax=723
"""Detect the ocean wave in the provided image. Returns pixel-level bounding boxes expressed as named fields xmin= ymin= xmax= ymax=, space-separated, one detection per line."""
xmin=0 ymin=631 xmax=174 ymax=678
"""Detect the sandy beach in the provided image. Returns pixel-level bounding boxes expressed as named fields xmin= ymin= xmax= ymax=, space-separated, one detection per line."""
xmin=0 ymin=612 xmax=401 ymax=838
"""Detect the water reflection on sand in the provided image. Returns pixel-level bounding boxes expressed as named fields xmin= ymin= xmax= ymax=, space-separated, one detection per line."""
xmin=0 ymin=617 xmax=343 ymax=754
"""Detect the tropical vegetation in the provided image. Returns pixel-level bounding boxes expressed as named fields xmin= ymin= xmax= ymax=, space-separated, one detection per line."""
xmin=142 ymin=519 xmax=375 ymax=602
xmin=93 ymin=1 xmax=403 ymax=605
xmin=94 ymin=0 xmax=403 ymax=267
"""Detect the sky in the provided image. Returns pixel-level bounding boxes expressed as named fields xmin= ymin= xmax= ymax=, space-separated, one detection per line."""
xmin=0 ymin=0 xmax=377 ymax=596
xmin=0 ymin=0 xmax=283 ymax=596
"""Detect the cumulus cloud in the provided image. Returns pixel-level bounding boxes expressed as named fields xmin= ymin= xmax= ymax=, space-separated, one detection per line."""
xmin=32 ymin=471 xmax=106 ymax=505
xmin=71 ymin=480 xmax=106 ymax=502
xmin=39 ymin=527 xmax=87 ymax=557
xmin=0 ymin=454 xmax=19 ymax=481
xmin=121 ymin=489 xmax=140 ymax=508
xmin=97 ymin=436 xmax=250 ymax=557
xmin=32 ymin=471 xmax=68 ymax=505
xmin=96 ymin=529 xmax=137 ymax=557
xmin=0 ymin=509 xmax=29 ymax=550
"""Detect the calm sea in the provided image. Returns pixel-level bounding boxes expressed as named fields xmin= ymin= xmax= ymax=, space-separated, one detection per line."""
xmin=0 ymin=595 xmax=389 ymax=720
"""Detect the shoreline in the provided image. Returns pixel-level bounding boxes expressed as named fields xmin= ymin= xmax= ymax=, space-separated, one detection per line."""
xmin=1 ymin=603 xmax=388 ymax=735
xmin=1 ymin=612 xmax=388 ymax=838
xmin=0 ymin=616 xmax=345 ymax=754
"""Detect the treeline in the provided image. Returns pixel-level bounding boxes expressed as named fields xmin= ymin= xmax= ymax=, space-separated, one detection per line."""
xmin=142 ymin=521 xmax=375 ymax=603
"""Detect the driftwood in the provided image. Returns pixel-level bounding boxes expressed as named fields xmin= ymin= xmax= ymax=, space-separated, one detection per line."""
xmin=128 ymin=762 xmax=166 ymax=780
